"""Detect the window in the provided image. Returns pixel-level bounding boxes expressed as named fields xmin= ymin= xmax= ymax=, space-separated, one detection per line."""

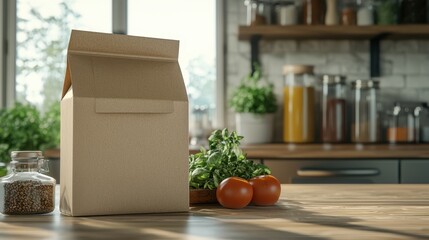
xmin=10 ymin=0 xmax=219 ymax=128
xmin=128 ymin=0 xmax=217 ymax=120
xmin=16 ymin=0 xmax=112 ymax=111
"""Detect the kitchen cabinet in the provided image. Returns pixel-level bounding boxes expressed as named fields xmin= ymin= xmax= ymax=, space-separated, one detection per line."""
xmin=264 ymin=159 xmax=399 ymax=183
xmin=238 ymin=25 xmax=429 ymax=77
xmin=400 ymin=159 xmax=429 ymax=183
xmin=237 ymin=144 xmax=429 ymax=184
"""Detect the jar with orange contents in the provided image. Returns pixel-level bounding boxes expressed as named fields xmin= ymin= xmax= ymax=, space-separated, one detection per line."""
xmin=387 ymin=103 xmax=415 ymax=143
xmin=282 ymin=65 xmax=315 ymax=143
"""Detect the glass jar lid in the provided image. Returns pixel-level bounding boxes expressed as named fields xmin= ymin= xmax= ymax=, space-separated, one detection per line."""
xmin=351 ymin=79 xmax=379 ymax=89
xmin=283 ymin=65 xmax=314 ymax=75
xmin=321 ymin=75 xmax=346 ymax=85
xmin=11 ymin=151 xmax=43 ymax=161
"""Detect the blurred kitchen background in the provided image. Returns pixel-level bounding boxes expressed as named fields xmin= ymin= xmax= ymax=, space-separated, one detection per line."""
xmin=1 ymin=0 xmax=429 ymax=183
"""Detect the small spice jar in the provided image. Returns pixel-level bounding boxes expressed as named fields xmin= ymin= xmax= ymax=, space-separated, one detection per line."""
xmin=0 ymin=151 xmax=55 ymax=215
xmin=386 ymin=104 xmax=416 ymax=143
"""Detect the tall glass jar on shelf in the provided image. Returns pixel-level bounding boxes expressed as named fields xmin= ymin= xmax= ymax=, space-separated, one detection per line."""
xmin=351 ymin=79 xmax=380 ymax=143
xmin=320 ymin=75 xmax=347 ymax=143
xmin=303 ymin=0 xmax=326 ymax=25
xmin=244 ymin=0 xmax=268 ymax=26
xmin=419 ymin=104 xmax=429 ymax=143
xmin=341 ymin=0 xmax=357 ymax=25
xmin=283 ymin=65 xmax=316 ymax=143
xmin=357 ymin=0 xmax=375 ymax=25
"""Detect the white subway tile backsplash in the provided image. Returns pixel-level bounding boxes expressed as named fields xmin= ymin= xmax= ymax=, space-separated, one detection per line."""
xmin=406 ymin=75 xmax=429 ymax=88
xmin=260 ymin=40 xmax=274 ymax=53
xmin=284 ymin=53 xmax=327 ymax=65
xmin=381 ymin=41 xmax=394 ymax=52
xmin=298 ymin=41 xmax=321 ymax=52
xmin=379 ymin=75 xmax=405 ymax=88
xmin=381 ymin=61 xmax=393 ymax=75
xmin=327 ymin=53 xmax=367 ymax=64
xmin=272 ymin=40 xmax=298 ymax=53
xmin=227 ymin=0 xmax=240 ymax=13
xmin=405 ymin=54 xmax=426 ymax=74
xmin=261 ymin=54 xmax=287 ymax=77
xmin=227 ymin=36 xmax=238 ymax=53
xmin=418 ymin=40 xmax=429 ymax=52
xmin=350 ymin=41 xmax=369 ymax=52
xmin=418 ymin=90 xmax=429 ymax=102
xmin=238 ymin=40 xmax=251 ymax=53
xmin=394 ymin=40 xmax=419 ymax=53
xmin=382 ymin=53 xmax=406 ymax=74
xmin=319 ymin=40 xmax=351 ymax=52
xmin=315 ymin=64 xmax=341 ymax=75
xmin=341 ymin=64 xmax=370 ymax=75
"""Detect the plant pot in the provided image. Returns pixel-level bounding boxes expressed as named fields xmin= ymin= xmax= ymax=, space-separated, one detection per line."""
xmin=189 ymin=189 xmax=218 ymax=204
xmin=235 ymin=113 xmax=274 ymax=144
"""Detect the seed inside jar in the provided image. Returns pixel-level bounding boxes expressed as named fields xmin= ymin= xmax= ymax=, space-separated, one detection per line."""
xmin=1 ymin=180 xmax=54 ymax=215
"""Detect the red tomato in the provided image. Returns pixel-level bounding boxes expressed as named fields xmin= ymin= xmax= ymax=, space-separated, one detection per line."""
xmin=249 ymin=175 xmax=281 ymax=206
xmin=216 ymin=177 xmax=253 ymax=209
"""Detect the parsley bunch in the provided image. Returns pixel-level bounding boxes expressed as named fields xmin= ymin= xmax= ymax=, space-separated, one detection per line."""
xmin=189 ymin=129 xmax=271 ymax=190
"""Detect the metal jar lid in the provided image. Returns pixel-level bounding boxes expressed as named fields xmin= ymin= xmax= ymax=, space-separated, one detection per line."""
xmin=351 ymin=79 xmax=379 ymax=89
xmin=321 ymin=75 xmax=346 ymax=85
xmin=11 ymin=151 xmax=43 ymax=160
xmin=283 ymin=65 xmax=314 ymax=75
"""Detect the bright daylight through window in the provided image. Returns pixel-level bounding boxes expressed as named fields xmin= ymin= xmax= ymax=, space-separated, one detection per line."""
xmin=15 ymin=0 xmax=217 ymax=121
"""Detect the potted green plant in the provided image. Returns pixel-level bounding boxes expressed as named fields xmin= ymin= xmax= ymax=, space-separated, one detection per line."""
xmin=229 ymin=64 xmax=278 ymax=144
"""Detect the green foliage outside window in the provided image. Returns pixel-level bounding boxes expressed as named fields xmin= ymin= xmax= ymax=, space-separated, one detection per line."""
xmin=0 ymin=103 xmax=60 ymax=173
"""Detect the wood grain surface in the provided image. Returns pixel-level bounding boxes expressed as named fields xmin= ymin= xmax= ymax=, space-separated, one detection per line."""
xmin=1 ymin=184 xmax=428 ymax=239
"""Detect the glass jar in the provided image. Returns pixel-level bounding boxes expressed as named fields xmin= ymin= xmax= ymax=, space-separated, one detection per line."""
xmin=320 ymin=75 xmax=347 ymax=143
xmin=283 ymin=65 xmax=315 ymax=143
xmin=325 ymin=0 xmax=339 ymax=25
xmin=376 ymin=0 xmax=398 ymax=24
xmin=357 ymin=0 xmax=375 ymax=25
xmin=303 ymin=0 xmax=325 ymax=25
xmin=276 ymin=2 xmax=298 ymax=25
xmin=351 ymin=79 xmax=380 ymax=143
xmin=419 ymin=105 xmax=429 ymax=143
xmin=400 ymin=0 xmax=427 ymax=24
xmin=245 ymin=0 xmax=267 ymax=26
xmin=0 ymin=151 xmax=55 ymax=215
xmin=341 ymin=0 xmax=357 ymax=25
xmin=387 ymin=104 xmax=415 ymax=143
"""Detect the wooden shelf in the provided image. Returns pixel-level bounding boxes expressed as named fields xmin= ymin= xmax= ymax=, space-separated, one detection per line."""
xmin=238 ymin=25 xmax=429 ymax=40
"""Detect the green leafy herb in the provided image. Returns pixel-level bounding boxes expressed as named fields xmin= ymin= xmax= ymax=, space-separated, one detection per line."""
xmin=189 ymin=128 xmax=271 ymax=190
xmin=229 ymin=63 xmax=277 ymax=114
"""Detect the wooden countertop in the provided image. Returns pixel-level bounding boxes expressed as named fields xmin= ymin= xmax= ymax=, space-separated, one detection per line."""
xmin=1 ymin=184 xmax=428 ymax=239
xmin=191 ymin=144 xmax=429 ymax=160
